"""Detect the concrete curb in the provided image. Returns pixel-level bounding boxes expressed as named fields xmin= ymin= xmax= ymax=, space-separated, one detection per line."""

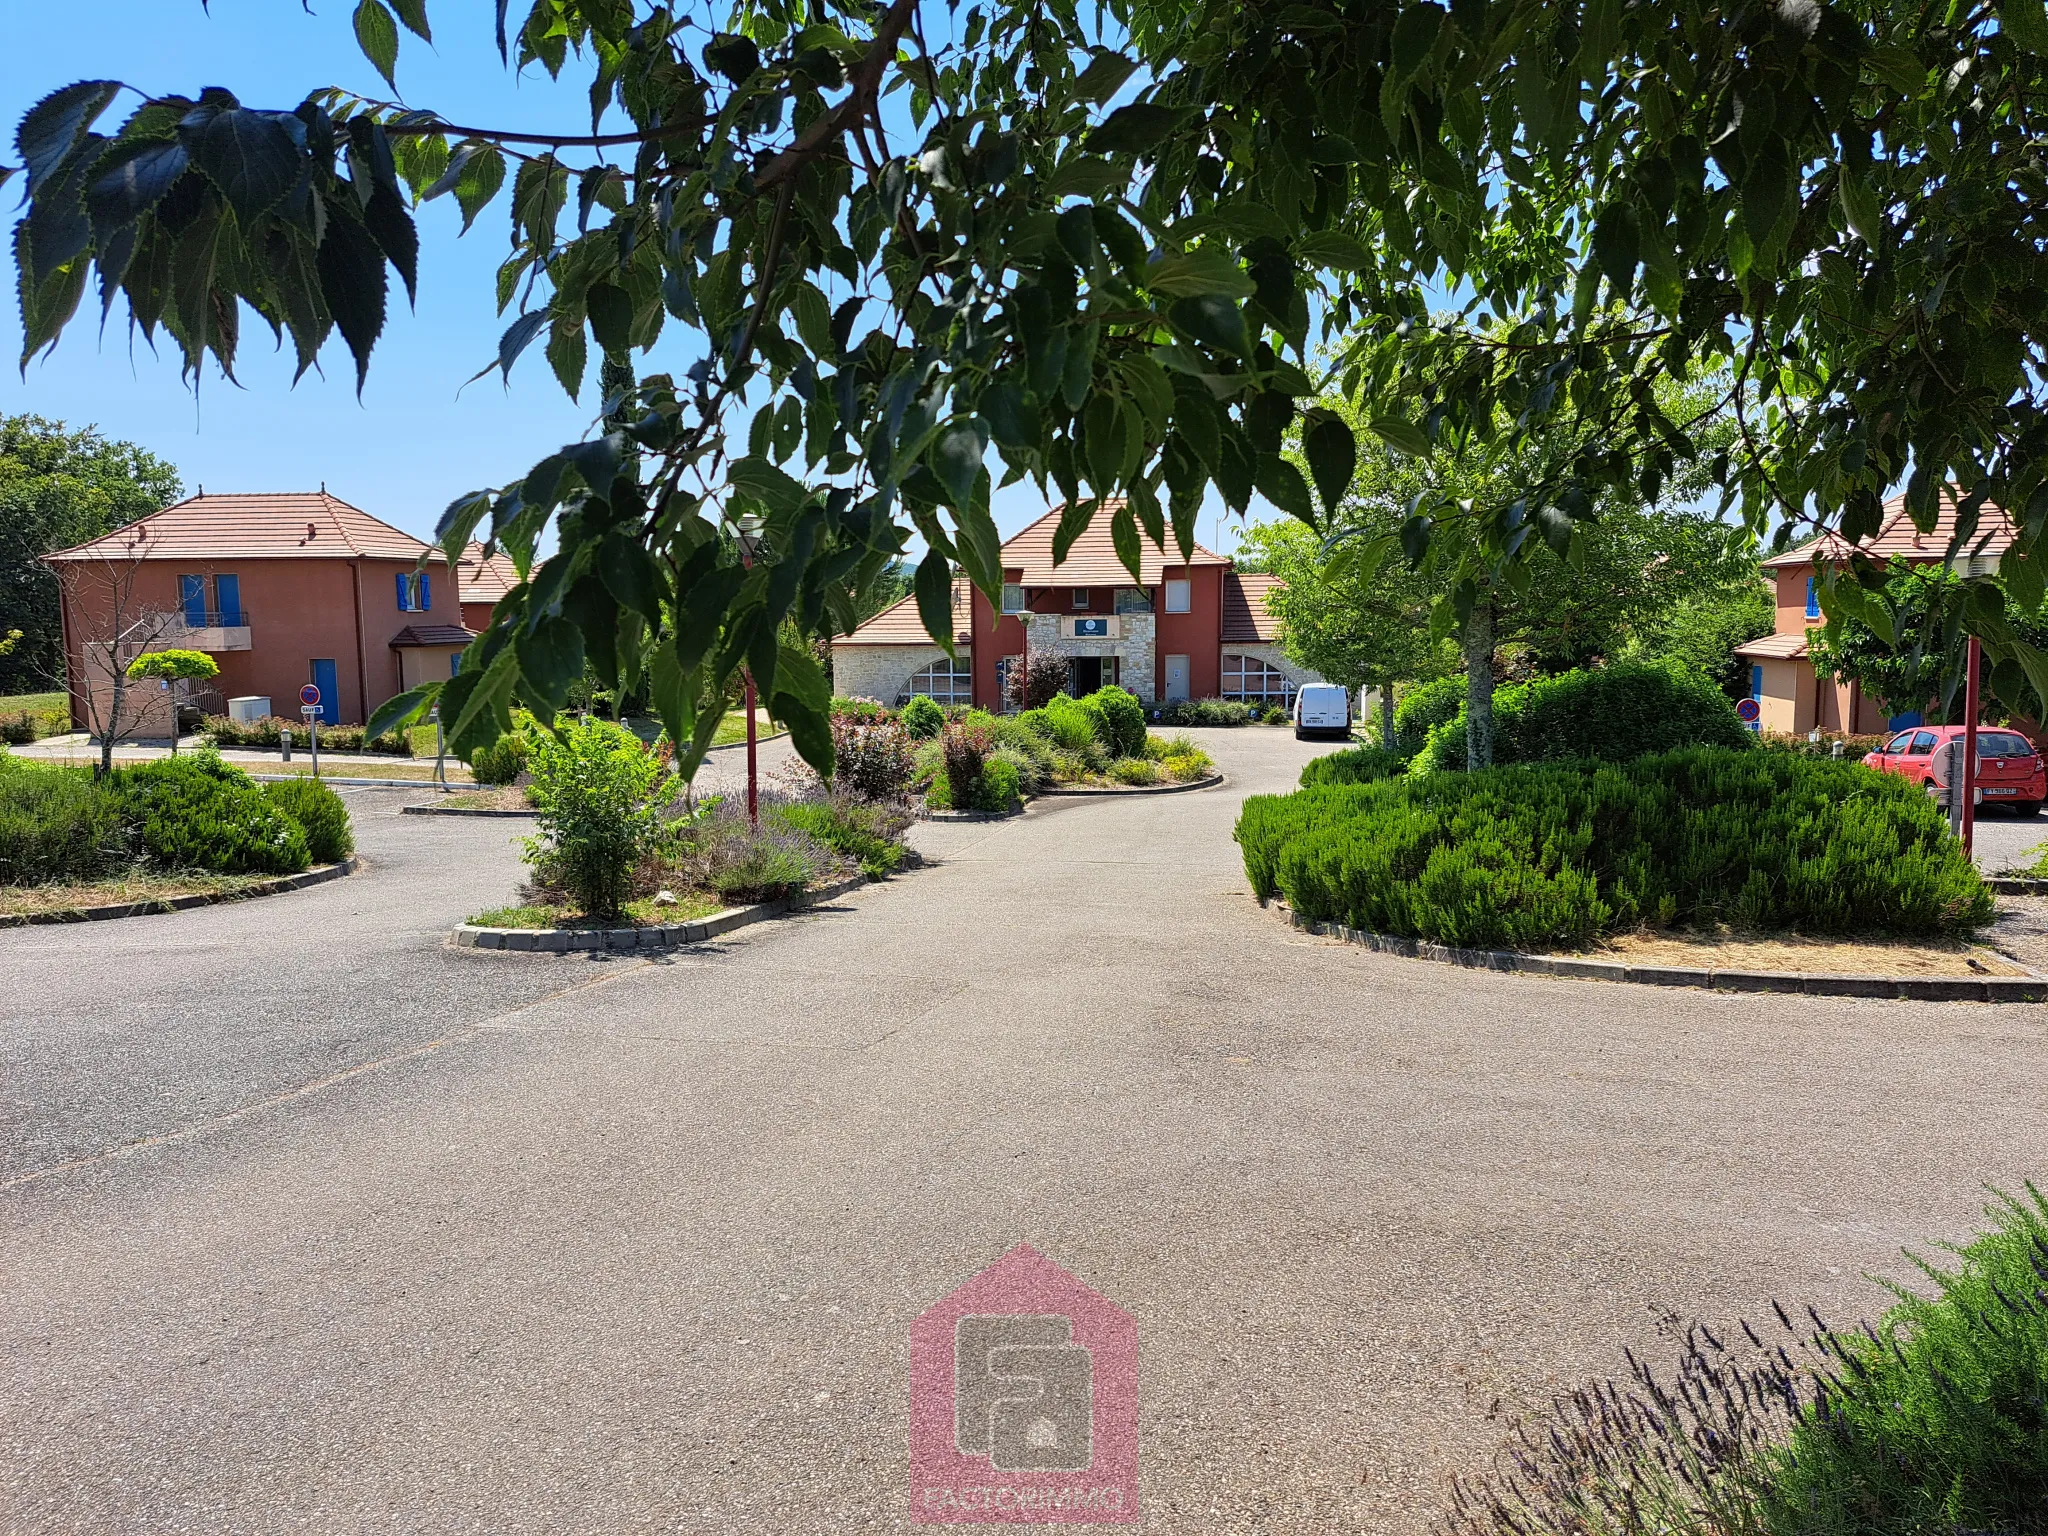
xmin=1036 ymin=772 xmax=1224 ymax=798
xmin=401 ymin=804 xmax=538 ymax=818
xmin=0 ymin=857 xmax=361 ymax=929
xmin=1279 ymin=906 xmax=2048 ymax=1004
xmin=451 ymin=872 xmax=870 ymax=953
xmin=919 ymin=807 xmax=1023 ymax=822
xmin=248 ymin=775 xmax=471 ymax=788
xmin=1989 ymin=876 xmax=2048 ymax=895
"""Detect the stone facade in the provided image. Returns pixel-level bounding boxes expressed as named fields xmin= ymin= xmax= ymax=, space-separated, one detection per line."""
xmin=1021 ymin=611 xmax=1157 ymax=703
xmin=830 ymin=643 xmax=963 ymax=705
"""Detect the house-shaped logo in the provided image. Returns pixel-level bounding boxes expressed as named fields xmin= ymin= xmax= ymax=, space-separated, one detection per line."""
xmin=909 ymin=1244 xmax=1138 ymax=1524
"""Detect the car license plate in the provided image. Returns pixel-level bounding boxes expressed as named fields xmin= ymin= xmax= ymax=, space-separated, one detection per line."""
xmin=1985 ymin=787 xmax=2018 ymax=796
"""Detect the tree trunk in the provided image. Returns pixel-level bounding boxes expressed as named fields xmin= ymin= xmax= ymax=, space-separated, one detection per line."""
xmin=1379 ymin=682 xmax=1396 ymax=751
xmin=1464 ymin=599 xmax=1495 ymax=772
xmin=99 ymin=663 xmax=121 ymax=779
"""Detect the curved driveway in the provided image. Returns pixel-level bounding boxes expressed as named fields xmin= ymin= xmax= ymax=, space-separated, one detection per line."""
xmin=3 ymin=729 xmax=2046 ymax=1533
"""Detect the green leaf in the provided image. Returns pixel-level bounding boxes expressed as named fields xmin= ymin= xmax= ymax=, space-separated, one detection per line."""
xmin=354 ymin=0 xmax=401 ymax=92
xmin=16 ymin=80 xmax=121 ymax=194
xmin=1046 ymin=157 xmax=1126 ymax=199
xmin=1083 ymin=392 xmax=1128 ymax=493
xmin=1302 ymin=412 xmax=1356 ymax=516
xmin=1074 ymin=49 xmax=1140 ymax=103
xmin=1056 ymin=205 xmax=1098 ymax=269
xmin=182 ymin=109 xmax=304 ymax=224
xmin=1838 ymin=168 xmax=1882 ymax=244
xmin=1590 ymin=202 xmax=1640 ymax=290
xmin=453 ymin=145 xmax=505 ymax=232
xmin=704 ymin=33 xmax=761 ymax=83
xmin=981 ymin=380 xmax=1040 ymax=451
xmin=366 ymin=683 xmax=437 ymax=740
xmin=729 ymin=455 xmax=811 ymax=513
xmin=597 ymin=532 xmax=665 ymax=625
xmin=1255 ymin=455 xmax=1317 ymax=528
xmin=930 ymin=417 xmax=989 ymax=509
xmin=954 ymin=471 xmax=1003 ymax=598
xmin=646 ymin=641 xmax=696 ymax=751
xmin=913 ymin=548 xmax=956 ymax=654
xmin=1145 ymin=247 xmax=1254 ymax=299
xmin=1390 ymin=3 xmax=1444 ymax=81
xmin=316 ymin=203 xmax=388 ymax=393
xmin=1168 ymin=294 xmax=1247 ymax=355
xmin=1087 ymin=102 xmax=1191 ymax=158
xmin=546 ymin=314 xmax=586 ymax=399
xmin=514 ymin=615 xmax=586 ymax=720
xmin=772 ymin=645 xmax=835 ymax=778
xmin=586 ymin=281 xmax=632 ymax=353
xmin=792 ymin=281 xmax=833 ymax=356
xmin=1110 ymin=501 xmax=1142 ymax=584
xmin=1053 ymin=496 xmax=1100 ymax=565
xmin=389 ymin=0 xmax=432 ymax=40
xmin=1294 ymin=230 xmax=1372 ymax=270
xmin=1368 ymin=415 xmax=1432 ymax=457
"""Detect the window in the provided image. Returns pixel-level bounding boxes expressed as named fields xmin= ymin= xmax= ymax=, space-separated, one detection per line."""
xmin=178 ymin=574 xmax=206 ymax=627
xmin=994 ymin=656 xmax=1014 ymax=706
xmin=396 ymin=570 xmax=432 ymax=611
xmin=1981 ymin=732 xmax=2035 ymax=757
xmin=1001 ymin=583 xmax=1026 ymax=614
xmin=1909 ymin=731 xmax=1939 ymax=754
xmin=1114 ymin=587 xmax=1152 ymax=615
xmin=1071 ymin=588 xmax=1090 ymax=609
xmin=1221 ymin=653 xmax=1294 ymax=705
xmin=1750 ymin=664 xmax=1763 ymax=699
xmin=902 ymin=656 xmax=973 ymax=706
xmin=1805 ymin=577 xmax=1820 ymax=620
xmin=450 ymin=652 xmax=462 ymax=677
xmin=1164 ymin=578 xmax=1191 ymax=614
xmin=1883 ymin=731 xmax=1916 ymax=754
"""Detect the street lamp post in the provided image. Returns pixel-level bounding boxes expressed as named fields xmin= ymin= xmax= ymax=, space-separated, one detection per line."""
xmin=737 ymin=515 xmax=763 ymax=830
xmin=1962 ymin=634 xmax=1982 ymax=860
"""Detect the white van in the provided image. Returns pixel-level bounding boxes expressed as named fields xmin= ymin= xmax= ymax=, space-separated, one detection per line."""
xmin=1292 ymin=683 xmax=1352 ymax=741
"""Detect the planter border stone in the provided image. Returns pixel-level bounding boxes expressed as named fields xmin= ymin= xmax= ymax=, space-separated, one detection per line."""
xmin=401 ymin=803 xmax=538 ymax=818
xmin=0 ymin=856 xmax=360 ymax=929
xmin=1035 ymin=772 xmax=1224 ymax=798
xmin=452 ymin=872 xmax=869 ymax=953
xmin=1988 ymin=876 xmax=2048 ymax=896
xmin=1276 ymin=904 xmax=2048 ymax=1003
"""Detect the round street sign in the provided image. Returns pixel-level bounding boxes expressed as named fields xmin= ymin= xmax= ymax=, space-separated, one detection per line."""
xmin=299 ymin=682 xmax=322 ymax=707
xmin=1736 ymin=697 xmax=1761 ymax=723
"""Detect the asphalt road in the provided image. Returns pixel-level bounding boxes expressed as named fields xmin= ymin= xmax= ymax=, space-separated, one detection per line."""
xmin=4 ymin=730 xmax=2046 ymax=1534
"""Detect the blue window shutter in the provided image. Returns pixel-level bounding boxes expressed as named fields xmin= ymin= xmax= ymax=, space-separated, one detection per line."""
xmin=1751 ymin=664 xmax=1763 ymax=698
xmin=420 ymin=570 xmax=431 ymax=611
xmin=450 ymin=651 xmax=462 ymax=677
xmin=396 ymin=571 xmax=410 ymax=610
xmin=1805 ymin=577 xmax=1819 ymax=620
xmin=213 ymin=574 xmax=241 ymax=626
xmin=179 ymin=575 xmax=206 ymax=626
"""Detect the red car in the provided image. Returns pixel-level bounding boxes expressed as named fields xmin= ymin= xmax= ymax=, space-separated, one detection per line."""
xmin=1864 ymin=724 xmax=2047 ymax=815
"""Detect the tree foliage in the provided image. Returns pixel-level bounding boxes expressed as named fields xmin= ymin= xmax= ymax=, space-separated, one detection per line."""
xmin=15 ymin=0 xmax=2048 ymax=773
xmin=0 ymin=416 xmax=182 ymax=695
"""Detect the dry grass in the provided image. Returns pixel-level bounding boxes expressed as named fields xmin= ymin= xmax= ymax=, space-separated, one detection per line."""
xmin=1584 ymin=927 xmax=2035 ymax=977
xmin=0 ymin=867 xmax=279 ymax=918
xmin=469 ymin=891 xmax=724 ymax=929
xmin=433 ymin=786 xmax=535 ymax=810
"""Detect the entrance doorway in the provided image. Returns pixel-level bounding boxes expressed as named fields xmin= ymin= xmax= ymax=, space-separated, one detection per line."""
xmin=1164 ymin=654 xmax=1190 ymax=703
xmin=1068 ymin=656 xmax=1104 ymax=696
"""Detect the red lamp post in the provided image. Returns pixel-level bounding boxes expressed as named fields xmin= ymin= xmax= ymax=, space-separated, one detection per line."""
xmin=738 ymin=514 xmax=762 ymax=830
xmin=1962 ymin=633 xmax=1982 ymax=860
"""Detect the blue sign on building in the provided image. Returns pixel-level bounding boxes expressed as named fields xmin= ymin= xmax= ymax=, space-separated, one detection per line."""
xmin=1073 ymin=617 xmax=1109 ymax=637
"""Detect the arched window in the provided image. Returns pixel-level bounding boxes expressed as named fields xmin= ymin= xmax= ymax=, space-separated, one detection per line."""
xmin=902 ymin=656 xmax=973 ymax=706
xmin=1221 ymin=653 xmax=1294 ymax=705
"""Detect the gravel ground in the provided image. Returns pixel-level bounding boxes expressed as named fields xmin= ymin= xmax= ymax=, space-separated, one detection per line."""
xmin=3 ymin=730 xmax=2045 ymax=1534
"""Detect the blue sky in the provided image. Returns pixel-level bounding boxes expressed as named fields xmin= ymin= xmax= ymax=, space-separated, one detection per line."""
xmin=2 ymin=3 xmax=1261 ymax=558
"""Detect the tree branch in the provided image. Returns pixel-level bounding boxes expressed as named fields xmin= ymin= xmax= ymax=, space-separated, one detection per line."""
xmin=753 ymin=0 xmax=920 ymax=191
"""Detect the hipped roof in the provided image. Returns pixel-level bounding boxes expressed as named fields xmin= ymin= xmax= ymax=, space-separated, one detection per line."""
xmin=841 ymin=576 xmax=975 ymax=647
xmin=1761 ymin=489 xmax=2016 ymax=570
xmin=1001 ymin=500 xmax=1231 ymax=585
xmin=457 ymin=543 xmax=520 ymax=605
xmin=44 ymin=492 xmax=434 ymax=564
xmin=1222 ymin=572 xmax=1283 ymax=642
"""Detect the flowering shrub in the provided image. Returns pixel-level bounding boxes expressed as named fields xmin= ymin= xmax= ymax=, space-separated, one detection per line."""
xmin=830 ymin=710 xmax=917 ymax=801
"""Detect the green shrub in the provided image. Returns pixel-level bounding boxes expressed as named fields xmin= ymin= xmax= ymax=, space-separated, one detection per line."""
xmin=1027 ymin=695 xmax=1100 ymax=753
xmin=521 ymin=717 xmax=673 ymax=918
xmin=1413 ymin=663 xmax=1752 ymax=773
xmin=1261 ymin=705 xmax=1288 ymax=725
xmin=900 ymin=694 xmax=945 ymax=739
xmin=830 ymin=695 xmax=889 ymax=721
xmin=829 ymin=710 xmax=917 ymax=801
xmin=1757 ymin=1185 xmax=2048 ymax=1534
xmin=263 ymin=777 xmax=355 ymax=863
xmin=1110 ymin=757 xmax=1159 ymax=785
xmin=467 ymin=729 xmax=529 ymax=785
xmin=707 ymin=836 xmax=815 ymax=903
xmin=975 ymin=755 xmax=1022 ymax=811
xmin=990 ymin=743 xmax=1045 ymax=797
xmin=112 ymin=752 xmax=309 ymax=875
xmin=769 ymin=796 xmax=909 ymax=879
xmin=939 ymin=718 xmax=997 ymax=809
xmin=1393 ymin=675 xmax=1466 ymax=755
xmin=0 ymin=759 xmax=123 ymax=883
xmin=1237 ymin=747 xmax=1992 ymax=949
xmin=1152 ymin=698 xmax=1255 ymax=727
xmin=1300 ymin=744 xmax=1410 ymax=788
xmin=1089 ymin=685 xmax=1148 ymax=758
xmin=1 ymin=712 xmax=40 ymax=745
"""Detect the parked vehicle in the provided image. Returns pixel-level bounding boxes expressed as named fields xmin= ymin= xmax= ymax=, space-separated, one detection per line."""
xmin=1292 ymin=683 xmax=1353 ymax=741
xmin=1863 ymin=724 xmax=2046 ymax=814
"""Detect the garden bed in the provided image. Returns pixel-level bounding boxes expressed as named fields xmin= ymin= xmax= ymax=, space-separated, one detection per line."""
xmin=1036 ymin=772 xmax=1223 ymax=797
xmin=0 ymin=857 xmax=358 ymax=926
xmin=403 ymin=786 xmax=536 ymax=815
xmin=455 ymin=873 xmax=867 ymax=952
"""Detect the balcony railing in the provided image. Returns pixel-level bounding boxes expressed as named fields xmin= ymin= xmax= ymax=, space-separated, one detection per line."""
xmin=177 ymin=608 xmax=249 ymax=628
xmin=168 ymin=611 xmax=253 ymax=651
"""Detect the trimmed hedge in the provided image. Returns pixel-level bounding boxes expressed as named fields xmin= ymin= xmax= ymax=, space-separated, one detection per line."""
xmin=1393 ymin=676 xmax=1465 ymax=756
xmin=1414 ymin=663 xmax=1752 ymax=773
xmin=1237 ymin=748 xmax=1992 ymax=950
xmin=0 ymin=757 xmax=124 ymax=882
xmin=1151 ymin=698 xmax=1257 ymax=727
xmin=1299 ymin=744 xmax=1409 ymax=788
xmin=112 ymin=755 xmax=309 ymax=875
xmin=900 ymin=694 xmax=945 ymax=739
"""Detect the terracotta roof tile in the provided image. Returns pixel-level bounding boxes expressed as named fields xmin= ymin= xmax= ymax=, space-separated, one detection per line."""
xmin=389 ymin=623 xmax=477 ymax=647
xmin=840 ymin=577 xmax=974 ymax=646
xmin=1761 ymin=488 xmax=2016 ymax=569
xmin=456 ymin=543 xmax=520 ymax=605
xmin=1734 ymin=632 xmax=1811 ymax=660
xmin=1002 ymin=500 xmax=1230 ymax=585
xmin=1222 ymin=572 xmax=1283 ymax=642
xmin=44 ymin=492 xmax=434 ymax=564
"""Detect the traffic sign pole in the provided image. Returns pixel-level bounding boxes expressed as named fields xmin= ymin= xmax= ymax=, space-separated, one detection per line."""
xmin=298 ymin=682 xmax=323 ymax=779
